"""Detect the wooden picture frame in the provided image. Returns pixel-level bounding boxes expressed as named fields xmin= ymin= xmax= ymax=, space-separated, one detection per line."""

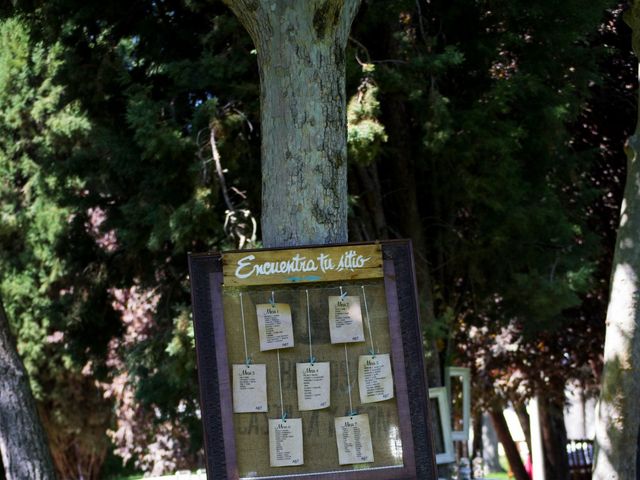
xmin=188 ymin=240 xmax=437 ymax=479
xmin=445 ymin=366 xmax=471 ymax=442
xmin=428 ymin=387 xmax=455 ymax=464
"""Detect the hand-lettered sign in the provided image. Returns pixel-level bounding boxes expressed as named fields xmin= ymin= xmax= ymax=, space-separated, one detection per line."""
xmin=221 ymin=244 xmax=383 ymax=287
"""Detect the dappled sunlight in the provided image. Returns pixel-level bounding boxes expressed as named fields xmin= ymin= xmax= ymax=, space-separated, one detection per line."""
xmin=603 ymin=263 xmax=637 ymax=370
xmin=388 ymin=425 xmax=403 ymax=461
xmin=593 ymin=262 xmax=640 ymax=479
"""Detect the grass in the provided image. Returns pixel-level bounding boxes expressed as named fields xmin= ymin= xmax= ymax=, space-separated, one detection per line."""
xmin=484 ymin=473 xmax=511 ymax=480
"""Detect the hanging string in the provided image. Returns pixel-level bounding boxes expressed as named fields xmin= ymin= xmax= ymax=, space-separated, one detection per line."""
xmin=240 ymin=292 xmax=251 ymax=365
xmin=305 ymin=289 xmax=315 ymax=364
xmin=344 ymin=344 xmax=356 ymax=417
xmin=277 ymin=349 xmax=286 ymax=421
xmin=270 ymin=289 xmax=286 ymax=421
xmin=361 ymin=285 xmax=375 ymax=357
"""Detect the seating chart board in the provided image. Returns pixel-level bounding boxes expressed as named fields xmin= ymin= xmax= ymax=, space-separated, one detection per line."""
xmin=188 ymin=241 xmax=437 ymax=480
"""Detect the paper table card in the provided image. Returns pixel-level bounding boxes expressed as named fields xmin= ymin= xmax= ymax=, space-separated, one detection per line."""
xmin=269 ymin=418 xmax=304 ymax=467
xmin=334 ymin=414 xmax=374 ymax=465
xmin=358 ymin=353 xmax=394 ymax=404
xmin=232 ymin=364 xmax=268 ymax=413
xmin=328 ymin=296 xmax=365 ymax=344
xmin=296 ymin=362 xmax=330 ymax=411
xmin=256 ymin=303 xmax=294 ymax=351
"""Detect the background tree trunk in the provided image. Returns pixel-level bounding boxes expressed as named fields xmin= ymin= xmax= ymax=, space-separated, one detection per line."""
xmin=224 ymin=0 xmax=361 ymax=247
xmin=482 ymin=412 xmax=503 ymax=472
xmin=513 ymin=402 xmax=532 ymax=456
xmin=382 ymin=93 xmax=442 ymax=385
xmin=593 ymin=3 xmax=640 ymax=478
xmin=348 ymin=162 xmax=388 ymax=242
xmin=471 ymin=410 xmax=483 ymax=459
xmin=0 ymin=299 xmax=56 ymax=480
xmin=489 ymin=409 xmax=529 ymax=480
xmin=538 ymin=397 xmax=569 ymax=480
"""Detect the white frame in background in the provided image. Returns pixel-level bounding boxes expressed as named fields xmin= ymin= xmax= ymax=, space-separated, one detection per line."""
xmin=445 ymin=366 xmax=471 ymax=442
xmin=428 ymin=387 xmax=455 ymax=464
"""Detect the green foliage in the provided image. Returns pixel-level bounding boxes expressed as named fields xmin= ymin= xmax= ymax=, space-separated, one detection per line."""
xmin=347 ymin=65 xmax=387 ymax=165
xmin=0 ymin=14 xmax=87 ymax=381
xmin=0 ymin=15 xmax=115 ymax=478
xmin=349 ymin=0 xmax=614 ymax=404
xmin=0 ymin=2 xmax=259 ymax=475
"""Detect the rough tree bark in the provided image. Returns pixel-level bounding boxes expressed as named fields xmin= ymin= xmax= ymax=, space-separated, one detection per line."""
xmin=0 ymin=299 xmax=56 ymax=480
xmin=593 ymin=3 xmax=640 ymax=478
xmin=223 ymin=0 xmax=362 ymax=247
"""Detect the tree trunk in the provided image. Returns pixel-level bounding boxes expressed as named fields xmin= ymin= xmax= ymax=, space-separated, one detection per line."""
xmin=0 ymin=299 xmax=56 ymax=480
xmin=489 ymin=409 xmax=529 ymax=480
xmin=482 ymin=412 xmax=503 ymax=472
xmin=513 ymin=402 xmax=532 ymax=459
xmin=637 ymin=424 xmax=639 ymax=476
xmin=593 ymin=4 xmax=640 ymax=479
xmin=348 ymin=162 xmax=389 ymax=242
xmin=224 ymin=0 xmax=361 ymax=247
xmin=381 ymin=93 xmax=442 ymax=386
xmin=471 ymin=410 xmax=483 ymax=459
xmin=538 ymin=397 xmax=569 ymax=480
